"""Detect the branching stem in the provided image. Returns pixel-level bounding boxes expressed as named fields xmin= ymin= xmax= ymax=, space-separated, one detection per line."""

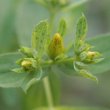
xmin=42 ymin=57 xmax=76 ymax=67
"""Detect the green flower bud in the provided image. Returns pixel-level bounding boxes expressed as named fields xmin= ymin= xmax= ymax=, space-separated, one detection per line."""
xmin=21 ymin=58 xmax=37 ymax=72
xmin=80 ymin=51 xmax=101 ymax=63
xmin=14 ymin=58 xmax=38 ymax=73
xmin=87 ymin=51 xmax=100 ymax=60
xmin=48 ymin=33 xmax=64 ymax=60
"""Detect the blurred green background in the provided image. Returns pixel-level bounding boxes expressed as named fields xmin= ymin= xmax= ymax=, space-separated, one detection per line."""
xmin=0 ymin=0 xmax=110 ymax=110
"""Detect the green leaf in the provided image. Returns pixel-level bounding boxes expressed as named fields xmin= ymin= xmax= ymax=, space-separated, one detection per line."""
xmin=12 ymin=68 xmax=25 ymax=73
xmin=21 ymin=69 xmax=43 ymax=92
xmin=34 ymin=106 xmax=109 ymax=110
xmin=0 ymin=34 xmax=109 ymax=91
xmin=19 ymin=47 xmax=33 ymax=57
xmin=74 ymin=14 xmax=88 ymax=54
xmin=79 ymin=69 xmax=98 ymax=82
xmin=73 ymin=62 xmax=97 ymax=82
xmin=87 ymin=34 xmax=110 ymax=75
xmin=75 ymin=61 xmax=88 ymax=68
xmin=58 ymin=19 xmax=67 ymax=37
xmin=32 ymin=21 xmax=49 ymax=58
xmin=51 ymin=62 xmax=77 ymax=76
xmin=16 ymin=0 xmax=49 ymax=47
xmin=0 ymin=53 xmax=45 ymax=92
xmin=0 ymin=0 xmax=19 ymax=53
xmin=76 ymin=14 xmax=87 ymax=41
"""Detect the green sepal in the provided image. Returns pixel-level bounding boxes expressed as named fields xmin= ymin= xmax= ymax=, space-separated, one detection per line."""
xmin=32 ymin=49 xmax=38 ymax=59
xmin=55 ymin=54 xmax=67 ymax=61
xmin=58 ymin=19 xmax=67 ymax=37
xmin=75 ymin=61 xmax=88 ymax=69
xmin=79 ymin=69 xmax=98 ymax=83
xmin=19 ymin=47 xmax=33 ymax=57
xmin=74 ymin=62 xmax=98 ymax=82
xmin=12 ymin=68 xmax=25 ymax=74
xmin=78 ymin=43 xmax=92 ymax=53
xmin=79 ymin=51 xmax=87 ymax=61
xmin=16 ymin=58 xmax=23 ymax=65
xmin=92 ymin=58 xmax=104 ymax=64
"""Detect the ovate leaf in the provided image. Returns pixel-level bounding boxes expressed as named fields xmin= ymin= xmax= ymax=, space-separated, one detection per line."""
xmin=58 ymin=19 xmax=67 ymax=37
xmin=32 ymin=21 xmax=49 ymax=58
xmin=0 ymin=53 xmax=45 ymax=92
xmin=88 ymin=34 xmax=110 ymax=75
xmin=79 ymin=69 xmax=98 ymax=82
xmin=76 ymin=14 xmax=87 ymax=41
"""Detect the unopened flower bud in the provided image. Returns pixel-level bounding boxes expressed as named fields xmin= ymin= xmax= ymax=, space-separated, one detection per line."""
xmin=48 ymin=33 xmax=64 ymax=60
xmin=87 ymin=51 xmax=98 ymax=60
xmin=21 ymin=60 xmax=33 ymax=70
xmin=80 ymin=51 xmax=101 ymax=63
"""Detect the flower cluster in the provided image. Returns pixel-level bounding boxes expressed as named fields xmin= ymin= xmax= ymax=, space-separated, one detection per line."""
xmin=12 ymin=47 xmax=38 ymax=73
xmin=13 ymin=15 xmax=103 ymax=82
xmin=73 ymin=15 xmax=103 ymax=81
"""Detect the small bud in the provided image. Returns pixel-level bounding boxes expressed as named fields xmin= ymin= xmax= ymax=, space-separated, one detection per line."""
xmin=87 ymin=51 xmax=100 ymax=60
xmin=48 ymin=33 xmax=64 ymax=60
xmin=80 ymin=51 xmax=101 ymax=63
xmin=21 ymin=60 xmax=33 ymax=71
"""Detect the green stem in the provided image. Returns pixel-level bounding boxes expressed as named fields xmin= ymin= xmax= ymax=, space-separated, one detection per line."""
xmin=42 ymin=57 xmax=75 ymax=110
xmin=42 ymin=8 xmax=56 ymax=110
xmin=49 ymin=10 xmax=56 ymax=33
xmin=43 ymin=77 xmax=54 ymax=110
xmin=42 ymin=57 xmax=76 ymax=67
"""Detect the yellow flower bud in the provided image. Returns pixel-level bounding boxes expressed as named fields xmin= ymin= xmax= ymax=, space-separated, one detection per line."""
xmin=21 ymin=60 xmax=32 ymax=70
xmin=87 ymin=51 xmax=97 ymax=59
xmin=48 ymin=33 xmax=64 ymax=60
xmin=87 ymin=51 xmax=96 ymax=56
